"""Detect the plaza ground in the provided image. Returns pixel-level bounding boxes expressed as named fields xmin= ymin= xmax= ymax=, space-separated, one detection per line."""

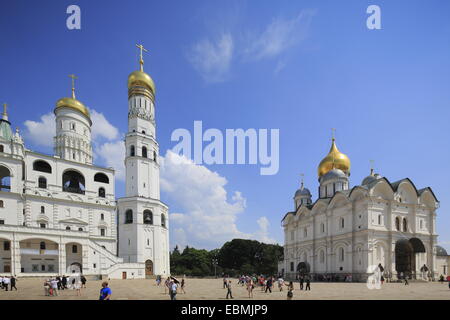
xmin=0 ymin=278 xmax=448 ymax=300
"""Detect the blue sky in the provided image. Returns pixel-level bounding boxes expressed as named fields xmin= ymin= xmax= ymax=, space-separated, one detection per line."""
xmin=1 ymin=0 xmax=449 ymax=251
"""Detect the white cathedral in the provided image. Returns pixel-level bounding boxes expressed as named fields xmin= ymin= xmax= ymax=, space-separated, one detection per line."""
xmin=281 ymin=136 xmax=442 ymax=282
xmin=0 ymin=47 xmax=170 ymax=279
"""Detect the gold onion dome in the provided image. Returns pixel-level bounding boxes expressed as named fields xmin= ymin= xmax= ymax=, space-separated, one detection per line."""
xmin=127 ymin=70 xmax=155 ymax=93
xmin=55 ymin=97 xmax=90 ymax=119
xmin=317 ymin=138 xmax=351 ymax=177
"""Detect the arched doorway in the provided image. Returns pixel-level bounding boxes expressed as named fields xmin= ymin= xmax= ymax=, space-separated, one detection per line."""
xmin=66 ymin=243 xmax=82 ymax=274
xmin=395 ymin=238 xmax=426 ymax=279
xmin=297 ymin=262 xmax=310 ymax=276
xmin=145 ymin=260 xmax=153 ymax=278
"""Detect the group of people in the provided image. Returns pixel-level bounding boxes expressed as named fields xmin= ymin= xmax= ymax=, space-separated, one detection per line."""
xmin=43 ymin=274 xmax=87 ymax=297
xmin=0 ymin=275 xmax=17 ymax=291
xmin=156 ymin=275 xmax=186 ymax=300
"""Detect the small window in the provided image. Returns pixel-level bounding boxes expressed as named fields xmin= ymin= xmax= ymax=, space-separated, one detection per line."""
xmin=395 ymin=217 xmax=400 ymax=231
xmin=41 ymin=265 xmax=46 ymax=271
xmin=40 ymin=241 xmax=46 ymax=250
xmin=98 ymin=187 xmax=105 ymax=198
xmin=71 ymin=123 xmax=76 ymax=130
xmin=130 ymin=145 xmax=135 ymax=157
xmin=38 ymin=176 xmax=47 ymax=188
xmin=0 ymin=220 xmax=4 ymax=225
xmin=403 ymin=218 xmax=408 ymax=232
xmin=78 ymin=227 xmax=83 ymax=231
xmin=304 ymin=228 xmax=307 ymax=238
xmin=100 ymin=213 xmax=104 ymax=221
xmin=66 ymin=226 xmax=71 ymax=230
xmin=290 ymin=262 xmax=294 ymax=272
xmin=339 ymin=247 xmax=345 ymax=262
xmin=40 ymin=223 xmax=46 ymax=229
xmin=147 ymin=239 xmax=149 ymax=246
xmin=0 ymin=145 xmax=4 ymax=153
xmin=153 ymin=151 xmax=157 ymax=162
xmin=143 ymin=210 xmax=153 ymax=225
xmin=40 ymin=206 xmax=45 ymax=214
xmin=94 ymin=173 xmax=109 ymax=184
xmin=72 ymin=245 xmax=77 ymax=253
xmin=420 ymin=219 xmax=423 ymax=229
xmin=93 ymin=264 xmax=96 ymax=269
xmin=100 ymin=228 xmax=106 ymax=236
xmin=142 ymin=130 xmax=146 ymax=135
xmin=142 ymin=146 xmax=148 ymax=158
xmin=125 ymin=210 xmax=133 ymax=224
xmin=340 ymin=218 xmax=345 ymax=229
xmin=3 ymin=241 xmax=10 ymax=251
xmin=0 ymin=200 xmax=3 ymax=208
xmin=321 ymin=223 xmax=325 ymax=233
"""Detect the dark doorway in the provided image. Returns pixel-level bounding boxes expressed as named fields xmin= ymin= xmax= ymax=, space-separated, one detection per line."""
xmin=395 ymin=238 xmax=426 ymax=278
xmin=297 ymin=262 xmax=310 ymax=276
xmin=145 ymin=260 xmax=153 ymax=278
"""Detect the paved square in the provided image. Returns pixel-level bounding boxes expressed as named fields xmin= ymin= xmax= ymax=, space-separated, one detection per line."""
xmin=0 ymin=278 xmax=448 ymax=300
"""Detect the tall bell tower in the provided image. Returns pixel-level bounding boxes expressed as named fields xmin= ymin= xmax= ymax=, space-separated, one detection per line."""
xmin=117 ymin=45 xmax=170 ymax=277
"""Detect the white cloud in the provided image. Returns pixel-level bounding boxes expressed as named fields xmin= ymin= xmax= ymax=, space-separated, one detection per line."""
xmin=161 ymin=150 xmax=275 ymax=249
xmin=187 ymin=33 xmax=234 ymax=83
xmin=95 ymin=139 xmax=125 ymax=181
xmin=91 ymin=110 xmax=119 ymax=141
xmin=245 ymin=10 xmax=316 ymax=61
xmin=23 ymin=112 xmax=56 ymax=148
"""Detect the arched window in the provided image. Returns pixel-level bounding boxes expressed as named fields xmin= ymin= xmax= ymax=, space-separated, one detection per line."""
xmin=153 ymin=151 xmax=157 ymax=162
xmin=321 ymin=223 xmax=325 ymax=233
xmin=98 ymin=187 xmax=105 ymax=198
xmin=378 ymin=214 xmax=382 ymax=225
xmin=303 ymin=228 xmax=307 ymax=238
xmin=125 ymin=210 xmax=133 ymax=224
xmin=420 ymin=219 xmax=423 ymax=229
xmin=71 ymin=122 xmax=76 ymax=130
xmin=340 ymin=217 xmax=345 ymax=229
xmin=161 ymin=214 xmax=166 ymax=228
xmin=142 ymin=130 xmax=146 ymax=135
xmin=130 ymin=145 xmax=135 ymax=157
xmin=0 ymin=200 xmax=3 ymax=208
xmin=78 ymin=227 xmax=83 ymax=232
xmin=320 ymin=250 xmax=325 ymax=263
xmin=142 ymin=146 xmax=148 ymax=158
xmin=40 ymin=206 xmax=45 ymax=214
xmin=339 ymin=247 xmax=345 ymax=262
xmin=38 ymin=177 xmax=47 ymax=189
xmin=143 ymin=210 xmax=153 ymax=225
xmin=40 ymin=241 xmax=46 ymax=250
xmin=100 ymin=213 xmax=104 ymax=221
xmin=395 ymin=217 xmax=400 ymax=231
xmin=94 ymin=173 xmax=109 ymax=184
xmin=0 ymin=145 xmax=4 ymax=153
xmin=62 ymin=170 xmax=85 ymax=195
xmin=0 ymin=166 xmax=11 ymax=192
xmin=33 ymin=160 xmax=52 ymax=174
xmin=403 ymin=218 xmax=408 ymax=232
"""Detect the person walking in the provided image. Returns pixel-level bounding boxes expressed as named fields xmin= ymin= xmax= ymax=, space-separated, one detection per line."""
xmin=10 ymin=275 xmax=17 ymax=291
xmin=285 ymin=281 xmax=294 ymax=300
xmin=99 ymin=281 xmax=112 ymax=300
xmin=44 ymin=279 xmax=50 ymax=296
xmin=223 ymin=276 xmax=228 ymax=289
xmin=226 ymin=280 xmax=233 ymax=299
xmin=305 ymin=276 xmax=311 ymax=291
xmin=164 ymin=277 xmax=170 ymax=294
xmin=180 ymin=277 xmax=186 ymax=294
xmin=247 ymin=278 xmax=254 ymax=298
xmin=299 ymin=275 xmax=304 ymax=290
xmin=277 ymin=277 xmax=284 ymax=292
xmin=50 ymin=278 xmax=59 ymax=296
xmin=156 ymin=275 xmax=161 ymax=286
xmin=404 ymin=274 xmax=409 ymax=286
xmin=75 ymin=277 xmax=82 ymax=296
xmin=265 ymin=277 xmax=272 ymax=293
xmin=3 ymin=276 xmax=10 ymax=291
xmin=169 ymin=279 xmax=178 ymax=300
xmin=81 ymin=275 xmax=87 ymax=289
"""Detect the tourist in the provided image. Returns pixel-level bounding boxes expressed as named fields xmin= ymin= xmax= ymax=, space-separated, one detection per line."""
xmin=10 ymin=275 xmax=17 ymax=291
xmin=56 ymin=276 xmax=61 ymax=290
xmin=3 ymin=276 xmax=9 ymax=291
xmin=285 ymin=281 xmax=294 ymax=300
xmin=61 ymin=275 xmax=67 ymax=290
xmin=99 ymin=281 xmax=112 ymax=300
xmin=156 ymin=275 xmax=161 ymax=286
xmin=44 ymin=279 xmax=51 ymax=296
xmin=50 ymin=278 xmax=59 ymax=296
xmin=223 ymin=276 xmax=227 ymax=289
xmin=247 ymin=278 xmax=254 ymax=298
xmin=180 ymin=277 xmax=186 ymax=294
xmin=305 ymin=276 xmax=311 ymax=291
xmin=439 ymin=275 xmax=444 ymax=283
xmin=226 ymin=280 xmax=233 ymax=299
xmin=75 ymin=277 xmax=82 ymax=296
xmin=81 ymin=275 xmax=87 ymax=288
xmin=277 ymin=277 xmax=284 ymax=292
xmin=164 ymin=277 xmax=170 ymax=294
xmin=265 ymin=277 xmax=272 ymax=293
xmin=299 ymin=275 xmax=304 ymax=290
xmin=404 ymin=275 xmax=409 ymax=286
xmin=169 ymin=278 xmax=178 ymax=300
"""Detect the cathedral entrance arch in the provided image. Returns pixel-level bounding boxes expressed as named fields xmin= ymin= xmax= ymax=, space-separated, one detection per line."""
xmin=145 ymin=260 xmax=153 ymax=278
xmin=297 ymin=262 xmax=310 ymax=276
xmin=67 ymin=262 xmax=82 ymax=274
xmin=395 ymin=238 xmax=426 ymax=279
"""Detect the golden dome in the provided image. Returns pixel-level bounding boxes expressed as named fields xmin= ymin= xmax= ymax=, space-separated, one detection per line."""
xmin=128 ymin=70 xmax=155 ymax=93
xmin=317 ymin=138 xmax=351 ymax=177
xmin=55 ymin=97 xmax=91 ymax=119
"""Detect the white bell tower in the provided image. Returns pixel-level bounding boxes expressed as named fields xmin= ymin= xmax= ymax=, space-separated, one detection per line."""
xmin=117 ymin=45 xmax=170 ymax=277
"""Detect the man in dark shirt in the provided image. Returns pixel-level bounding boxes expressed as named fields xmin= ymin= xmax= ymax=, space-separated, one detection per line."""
xmin=265 ymin=277 xmax=272 ymax=293
xmin=10 ymin=276 xmax=17 ymax=291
